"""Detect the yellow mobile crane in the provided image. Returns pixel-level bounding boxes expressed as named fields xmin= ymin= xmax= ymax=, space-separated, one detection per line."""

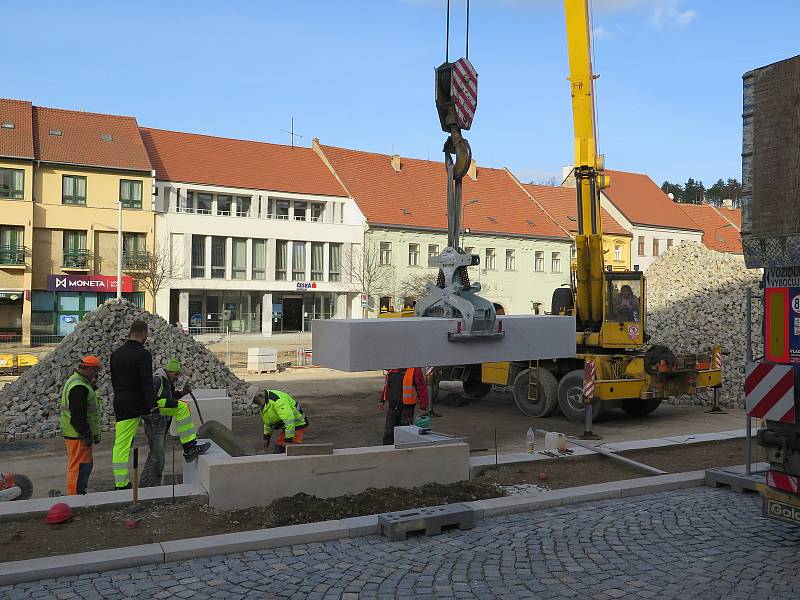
xmin=422 ymin=0 xmax=723 ymax=422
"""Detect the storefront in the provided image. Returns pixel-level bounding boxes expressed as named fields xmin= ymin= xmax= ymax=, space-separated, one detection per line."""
xmin=184 ymin=289 xmax=263 ymax=334
xmin=32 ymin=275 xmax=142 ymax=336
xmin=0 ymin=291 xmax=23 ymax=336
xmin=272 ymin=289 xmax=337 ymax=333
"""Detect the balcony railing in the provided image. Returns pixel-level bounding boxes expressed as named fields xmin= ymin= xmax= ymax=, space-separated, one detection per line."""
xmin=123 ymin=251 xmax=149 ymax=270
xmin=0 ymin=245 xmax=25 ymax=266
xmin=63 ymin=249 xmax=90 ymax=269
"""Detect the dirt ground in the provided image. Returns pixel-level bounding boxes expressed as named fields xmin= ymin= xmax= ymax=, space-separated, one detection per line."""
xmin=0 ymin=438 xmax=752 ymax=562
xmin=0 ymin=371 xmax=758 ymax=499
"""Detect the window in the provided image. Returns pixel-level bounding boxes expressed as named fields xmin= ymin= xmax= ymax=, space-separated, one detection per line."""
xmin=0 ymin=226 xmax=24 ymax=265
xmin=329 ymin=243 xmax=342 ymax=282
xmin=252 ymin=239 xmax=266 ymax=280
xmin=191 ymin=235 xmax=205 ymax=278
xmin=428 ymin=244 xmax=439 ymax=260
xmin=667 ymin=238 xmax=674 ymax=249
xmin=216 ymin=195 xmax=232 ymax=216
xmin=605 ymin=278 xmax=642 ymax=323
xmin=236 ymin=196 xmax=251 ymax=217
xmin=310 ymin=203 xmax=324 ymax=222
xmin=505 ymin=249 xmax=516 ymax=271
xmin=292 ymin=241 xmax=306 ymax=280
xmin=638 ymin=236 xmax=645 ymax=256
xmin=120 ymin=179 xmax=142 ymax=209
xmin=182 ymin=191 xmax=196 ymax=214
xmin=571 ymin=245 xmax=577 ymax=260
xmin=614 ymin=245 xmax=622 ymax=261
xmin=63 ymin=230 xmax=88 ymax=269
xmin=196 ymin=193 xmax=212 ymax=215
xmin=534 ymin=251 xmax=544 ymax=272
xmin=122 ymin=233 xmax=147 ymax=269
xmin=62 ymin=175 xmax=86 ymax=205
xmin=485 ymin=248 xmax=496 ymax=270
xmin=652 ymin=239 xmax=660 ymax=257
xmin=311 ymin=242 xmax=324 ymax=280
xmin=276 ymin=200 xmax=290 ymax=220
xmin=380 ymin=242 xmax=392 ymax=265
xmin=551 ymin=252 xmax=561 ymax=272
xmin=293 ymin=202 xmax=307 ymax=221
xmin=408 ymin=243 xmax=420 ymax=267
xmin=232 ymin=238 xmax=246 ymax=280
xmin=0 ymin=168 xmax=24 ymax=199
xmin=211 ymin=236 xmax=226 ymax=279
xmin=275 ymin=240 xmax=287 ymax=280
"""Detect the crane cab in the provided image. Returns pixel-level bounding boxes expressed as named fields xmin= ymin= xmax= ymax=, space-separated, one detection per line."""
xmin=600 ymin=271 xmax=645 ymax=349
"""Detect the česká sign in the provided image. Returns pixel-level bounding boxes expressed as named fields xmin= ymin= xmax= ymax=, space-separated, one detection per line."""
xmin=296 ymin=282 xmax=318 ymax=290
xmin=47 ymin=275 xmax=134 ymax=293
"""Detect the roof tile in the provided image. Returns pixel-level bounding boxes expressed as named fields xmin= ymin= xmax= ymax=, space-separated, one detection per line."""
xmin=523 ymin=183 xmax=631 ymax=236
xmin=33 ymin=106 xmax=152 ymax=171
xmin=676 ymin=203 xmax=742 ymax=253
xmin=603 ymin=170 xmax=701 ymax=231
xmin=140 ymin=128 xmax=347 ymax=197
xmin=317 ymin=144 xmax=569 ymax=239
xmin=0 ymin=99 xmax=34 ymax=160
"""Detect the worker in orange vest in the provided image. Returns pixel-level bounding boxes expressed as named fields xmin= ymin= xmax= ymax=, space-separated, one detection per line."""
xmin=379 ymin=367 xmax=429 ymax=445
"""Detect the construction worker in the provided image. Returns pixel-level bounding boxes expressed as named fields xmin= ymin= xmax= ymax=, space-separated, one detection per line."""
xmin=60 ymin=355 xmax=102 ymax=495
xmin=140 ymin=358 xmax=209 ymax=487
xmin=380 ymin=367 xmax=429 ymax=445
xmin=249 ymin=387 xmax=308 ymax=453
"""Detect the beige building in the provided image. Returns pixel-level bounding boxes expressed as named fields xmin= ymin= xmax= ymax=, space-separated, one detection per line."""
xmin=0 ymin=99 xmax=154 ymax=344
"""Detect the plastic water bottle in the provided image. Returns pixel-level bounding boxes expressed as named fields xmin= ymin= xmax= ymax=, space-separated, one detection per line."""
xmin=527 ymin=427 xmax=535 ymax=454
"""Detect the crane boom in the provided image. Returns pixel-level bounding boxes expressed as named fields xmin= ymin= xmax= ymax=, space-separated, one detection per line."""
xmin=564 ymin=0 xmax=608 ymax=329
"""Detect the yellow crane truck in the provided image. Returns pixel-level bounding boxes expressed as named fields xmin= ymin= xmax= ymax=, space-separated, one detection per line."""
xmin=420 ymin=0 xmax=722 ymax=422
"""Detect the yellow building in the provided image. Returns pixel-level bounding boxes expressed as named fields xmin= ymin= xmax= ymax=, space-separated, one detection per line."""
xmin=0 ymin=100 xmax=154 ymax=344
xmin=523 ymin=183 xmax=632 ymax=271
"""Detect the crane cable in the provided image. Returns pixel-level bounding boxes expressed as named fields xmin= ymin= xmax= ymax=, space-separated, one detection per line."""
xmin=445 ymin=0 xmax=471 ymax=62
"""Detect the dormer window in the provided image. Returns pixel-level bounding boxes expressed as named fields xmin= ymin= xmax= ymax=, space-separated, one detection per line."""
xmin=48 ymin=129 xmax=62 ymax=136
xmin=0 ymin=122 xmax=14 ymax=129
xmin=100 ymin=133 xmax=113 ymax=141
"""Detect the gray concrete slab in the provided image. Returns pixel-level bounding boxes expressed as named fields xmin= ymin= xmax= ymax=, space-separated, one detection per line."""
xmin=0 ymin=484 xmax=206 ymax=519
xmin=339 ymin=515 xmax=379 ymax=537
xmin=160 ymin=520 xmax=349 ymax=562
xmin=312 ymin=315 xmax=576 ymax=371
xmin=0 ymin=543 xmax=164 ymax=586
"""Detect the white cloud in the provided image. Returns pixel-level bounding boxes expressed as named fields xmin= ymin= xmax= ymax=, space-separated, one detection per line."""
xmin=593 ymin=26 xmax=612 ymax=39
xmin=649 ymin=4 xmax=697 ymax=29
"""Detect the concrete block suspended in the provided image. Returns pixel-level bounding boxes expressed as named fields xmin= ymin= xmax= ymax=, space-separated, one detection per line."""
xmin=311 ymin=315 xmax=576 ymax=372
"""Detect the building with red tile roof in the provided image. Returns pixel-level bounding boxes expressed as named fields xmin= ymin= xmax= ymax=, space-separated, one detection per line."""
xmin=315 ymin=141 xmax=574 ymax=313
xmin=676 ymin=203 xmax=742 ymax=253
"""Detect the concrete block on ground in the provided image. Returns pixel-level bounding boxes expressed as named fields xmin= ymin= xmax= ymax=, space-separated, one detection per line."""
xmin=0 ymin=544 xmax=164 ymax=586
xmin=340 ymin=515 xmax=380 ymax=537
xmin=615 ymin=471 xmax=705 ymax=496
xmin=160 ymin=520 xmax=348 ymax=562
xmin=171 ymin=389 xmax=232 ymax=435
xmin=394 ymin=425 xmax=465 ymax=448
xmin=705 ymin=465 xmax=766 ymax=493
xmin=194 ymin=441 xmax=471 ymax=510
xmin=0 ymin=484 xmax=206 ymax=520
xmin=378 ymin=503 xmax=474 ymax=541
xmin=286 ymin=443 xmax=334 ymax=456
xmin=312 ymin=315 xmax=576 ymax=371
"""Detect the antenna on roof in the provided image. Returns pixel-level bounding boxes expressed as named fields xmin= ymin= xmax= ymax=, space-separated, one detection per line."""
xmin=278 ymin=117 xmax=304 ymax=148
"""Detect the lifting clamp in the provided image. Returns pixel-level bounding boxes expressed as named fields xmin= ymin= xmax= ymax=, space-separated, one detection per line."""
xmin=415 ymin=55 xmax=503 ymax=342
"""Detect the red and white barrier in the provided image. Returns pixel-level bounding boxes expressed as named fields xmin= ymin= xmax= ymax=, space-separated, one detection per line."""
xmin=745 ymin=362 xmax=795 ymax=423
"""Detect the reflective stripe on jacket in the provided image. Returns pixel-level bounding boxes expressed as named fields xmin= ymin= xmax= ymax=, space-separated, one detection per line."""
xmin=260 ymin=390 xmax=307 ymax=439
xmin=60 ymin=372 xmax=102 ymax=439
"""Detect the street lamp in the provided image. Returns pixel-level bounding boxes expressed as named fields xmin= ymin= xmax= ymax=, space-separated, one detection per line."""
xmin=461 ymin=198 xmax=479 ymax=249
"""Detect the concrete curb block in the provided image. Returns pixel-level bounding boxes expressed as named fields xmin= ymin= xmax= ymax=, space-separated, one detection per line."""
xmin=466 ymin=471 xmax=706 ymax=518
xmin=160 ymin=520 xmax=349 ymax=562
xmin=0 ymin=471 xmax=706 ymax=585
xmin=0 ymin=544 xmax=164 ymax=586
xmin=0 ymin=484 xmax=207 ymax=520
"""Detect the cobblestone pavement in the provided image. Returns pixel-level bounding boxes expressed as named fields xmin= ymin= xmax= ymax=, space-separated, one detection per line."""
xmin=5 ymin=487 xmax=800 ymax=599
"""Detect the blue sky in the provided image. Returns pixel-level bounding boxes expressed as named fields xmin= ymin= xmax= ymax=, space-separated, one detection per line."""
xmin=3 ymin=1 xmax=798 ymax=187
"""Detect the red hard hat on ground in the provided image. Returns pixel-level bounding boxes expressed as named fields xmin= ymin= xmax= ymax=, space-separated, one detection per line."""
xmin=46 ymin=502 xmax=73 ymax=524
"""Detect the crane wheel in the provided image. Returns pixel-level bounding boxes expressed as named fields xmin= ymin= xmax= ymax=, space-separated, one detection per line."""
xmin=621 ymin=398 xmax=662 ymax=416
xmin=463 ymin=380 xmax=492 ymax=399
xmin=557 ymin=370 xmax=604 ymax=423
xmin=512 ymin=368 xmax=558 ymax=417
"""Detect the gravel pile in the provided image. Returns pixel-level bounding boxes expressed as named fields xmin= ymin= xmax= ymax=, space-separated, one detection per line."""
xmin=0 ymin=300 xmax=250 ymax=441
xmin=646 ymin=243 xmax=762 ymax=408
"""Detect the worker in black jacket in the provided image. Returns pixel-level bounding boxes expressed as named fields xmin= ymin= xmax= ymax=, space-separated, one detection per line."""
xmin=110 ymin=320 xmax=159 ymax=490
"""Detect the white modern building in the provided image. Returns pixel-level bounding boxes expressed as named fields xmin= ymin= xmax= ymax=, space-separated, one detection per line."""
xmin=142 ymin=128 xmax=365 ymax=335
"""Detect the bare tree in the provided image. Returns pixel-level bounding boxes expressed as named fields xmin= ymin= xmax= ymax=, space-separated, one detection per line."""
xmin=399 ymin=269 xmax=439 ymax=302
xmin=342 ymin=241 xmax=395 ymax=317
xmin=122 ymin=242 xmax=183 ymax=312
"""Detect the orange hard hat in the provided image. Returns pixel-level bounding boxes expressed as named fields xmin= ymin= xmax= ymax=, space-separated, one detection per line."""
xmin=46 ymin=502 xmax=73 ymax=524
xmin=80 ymin=355 xmax=101 ymax=369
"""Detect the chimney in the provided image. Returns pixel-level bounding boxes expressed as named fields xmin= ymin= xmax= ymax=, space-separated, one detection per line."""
xmin=390 ymin=154 xmax=401 ymax=173
xmin=468 ymin=159 xmax=478 ymax=181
